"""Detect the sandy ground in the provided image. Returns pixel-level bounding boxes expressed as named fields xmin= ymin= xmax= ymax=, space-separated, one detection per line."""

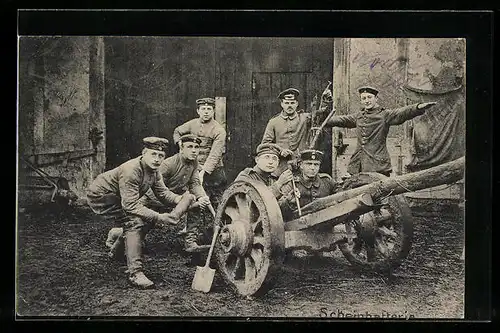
xmin=15 ymin=202 xmax=464 ymax=319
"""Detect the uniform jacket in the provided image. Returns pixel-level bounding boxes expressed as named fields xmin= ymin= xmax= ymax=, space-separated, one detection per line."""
xmin=158 ymin=153 xmax=207 ymax=198
xmin=260 ymin=106 xmax=330 ymax=156
xmin=261 ymin=112 xmax=312 ymax=154
xmin=144 ymin=153 xmax=207 ymax=205
xmin=327 ymin=103 xmax=425 ymax=174
xmin=234 ymin=166 xmax=283 ymax=200
xmin=86 ymin=157 xmax=180 ymax=224
xmin=173 ymin=118 xmax=226 ymax=174
xmin=279 ymin=173 xmax=338 ymax=214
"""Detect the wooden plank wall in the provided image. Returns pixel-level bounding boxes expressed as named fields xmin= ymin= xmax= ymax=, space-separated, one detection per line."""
xmin=104 ymin=37 xmax=333 ymax=182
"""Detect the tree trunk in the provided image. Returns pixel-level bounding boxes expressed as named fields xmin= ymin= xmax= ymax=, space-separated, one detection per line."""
xmin=298 ymin=156 xmax=465 ymax=215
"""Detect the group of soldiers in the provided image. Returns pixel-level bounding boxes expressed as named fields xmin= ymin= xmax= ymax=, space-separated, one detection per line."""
xmin=86 ymin=85 xmax=437 ymax=289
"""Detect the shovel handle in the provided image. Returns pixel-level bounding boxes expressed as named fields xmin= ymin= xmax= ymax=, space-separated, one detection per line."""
xmin=205 ymin=225 xmax=220 ymax=268
xmin=208 ymin=203 xmax=216 ymax=218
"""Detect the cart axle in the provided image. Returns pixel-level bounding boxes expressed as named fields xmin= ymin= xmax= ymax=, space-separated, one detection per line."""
xmin=219 ymin=221 xmax=254 ymax=256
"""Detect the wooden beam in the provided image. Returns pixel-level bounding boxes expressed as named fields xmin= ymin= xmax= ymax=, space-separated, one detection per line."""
xmin=215 ymin=96 xmax=227 ymax=128
xmin=332 ymin=38 xmax=351 ymax=182
xmin=298 ymin=156 xmax=465 ymax=216
xmin=285 ymin=229 xmax=340 ymax=251
xmin=89 ymin=36 xmax=106 ymax=177
xmin=284 ymin=193 xmax=374 ymax=231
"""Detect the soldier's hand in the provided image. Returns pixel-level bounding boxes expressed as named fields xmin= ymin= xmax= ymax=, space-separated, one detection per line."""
xmin=417 ymin=101 xmax=437 ymax=110
xmin=294 ymin=188 xmax=301 ymax=198
xmin=281 ymin=149 xmax=294 ymax=158
xmin=321 ymin=87 xmax=333 ymax=102
xmin=158 ymin=213 xmax=179 ymax=225
xmin=197 ymin=195 xmax=211 ymax=209
xmin=276 ymin=169 xmax=294 ymax=188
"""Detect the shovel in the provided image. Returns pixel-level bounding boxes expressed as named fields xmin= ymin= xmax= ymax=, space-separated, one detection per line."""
xmin=191 ymin=224 xmax=220 ymax=293
xmin=191 ymin=203 xmax=220 ymax=293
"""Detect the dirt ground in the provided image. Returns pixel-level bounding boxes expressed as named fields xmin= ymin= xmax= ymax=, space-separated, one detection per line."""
xmin=15 ymin=201 xmax=464 ymax=319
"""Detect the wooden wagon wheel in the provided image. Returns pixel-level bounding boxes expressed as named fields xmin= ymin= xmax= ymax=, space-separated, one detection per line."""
xmin=214 ymin=180 xmax=286 ymax=297
xmin=338 ymin=172 xmax=413 ymax=272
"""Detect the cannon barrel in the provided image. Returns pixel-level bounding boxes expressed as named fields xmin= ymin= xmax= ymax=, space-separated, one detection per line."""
xmin=297 ymin=156 xmax=465 ymax=216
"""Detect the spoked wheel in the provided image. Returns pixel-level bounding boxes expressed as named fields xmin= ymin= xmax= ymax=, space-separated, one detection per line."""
xmin=214 ymin=180 xmax=285 ymax=297
xmin=338 ymin=172 xmax=413 ymax=272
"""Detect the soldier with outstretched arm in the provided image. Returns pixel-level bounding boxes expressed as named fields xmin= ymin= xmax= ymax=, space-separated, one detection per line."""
xmin=326 ymin=86 xmax=437 ymax=177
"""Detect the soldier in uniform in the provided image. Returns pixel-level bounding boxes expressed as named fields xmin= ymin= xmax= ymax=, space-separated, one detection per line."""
xmin=279 ymin=149 xmax=339 ymax=258
xmin=261 ymin=87 xmax=332 ymax=176
xmin=87 ymin=137 xmax=196 ymax=289
xmin=279 ymin=149 xmax=338 ymax=215
xmin=234 ymin=143 xmax=294 ymax=201
xmin=326 ymin=86 xmax=437 ymax=177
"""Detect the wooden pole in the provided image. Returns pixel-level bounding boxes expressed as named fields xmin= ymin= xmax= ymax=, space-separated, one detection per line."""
xmin=332 ymin=38 xmax=350 ymax=182
xmin=298 ymin=156 xmax=465 ymax=215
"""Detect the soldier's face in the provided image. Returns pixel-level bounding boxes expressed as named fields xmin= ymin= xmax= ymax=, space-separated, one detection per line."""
xmin=281 ymin=99 xmax=298 ymax=115
xmin=197 ymin=105 xmax=215 ymax=122
xmin=300 ymin=160 xmax=321 ymax=179
xmin=180 ymin=142 xmax=200 ymax=161
xmin=255 ymin=153 xmax=280 ymax=173
xmin=142 ymin=148 xmax=166 ymax=170
xmin=360 ymin=92 xmax=378 ymax=110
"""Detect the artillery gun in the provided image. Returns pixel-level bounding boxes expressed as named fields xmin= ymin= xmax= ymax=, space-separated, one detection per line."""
xmin=211 ymin=157 xmax=465 ymax=297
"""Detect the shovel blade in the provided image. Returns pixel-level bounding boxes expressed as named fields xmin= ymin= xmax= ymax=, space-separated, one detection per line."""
xmin=191 ymin=266 xmax=216 ymax=293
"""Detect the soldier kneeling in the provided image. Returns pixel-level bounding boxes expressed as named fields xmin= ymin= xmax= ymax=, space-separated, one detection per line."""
xmin=87 ymin=137 xmax=196 ymax=289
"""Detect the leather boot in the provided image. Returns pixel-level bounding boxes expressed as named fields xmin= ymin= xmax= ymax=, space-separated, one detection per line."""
xmin=106 ymin=227 xmax=124 ymax=248
xmin=108 ymin=236 xmax=126 ymax=262
xmin=184 ymin=226 xmax=210 ymax=253
xmin=128 ymin=271 xmax=155 ymax=289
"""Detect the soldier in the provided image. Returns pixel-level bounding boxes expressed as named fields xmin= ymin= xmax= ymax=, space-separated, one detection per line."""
xmin=234 ymin=143 xmax=294 ymax=201
xmin=326 ymin=86 xmax=437 ymax=177
xmin=279 ymin=149 xmax=339 ymax=258
xmin=87 ymin=137 xmax=196 ymax=289
xmin=261 ymin=87 xmax=332 ymax=176
xmin=173 ymin=97 xmax=227 ymax=207
xmin=156 ymin=134 xmax=212 ymax=253
xmin=279 ymin=149 xmax=338 ymax=215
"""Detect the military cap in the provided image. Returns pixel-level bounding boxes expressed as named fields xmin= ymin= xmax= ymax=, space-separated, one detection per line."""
xmin=300 ymin=149 xmax=324 ymax=161
xmin=277 ymin=88 xmax=300 ymax=100
xmin=256 ymin=143 xmax=282 ymax=157
xmin=179 ymin=133 xmax=202 ymax=145
xmin=143 ymin=137 xmax=169 ymax=152
xmin=358 ymin=86 xmax=379 ymax=96
xmin=196 ymin=97 xmax=216 ymax=107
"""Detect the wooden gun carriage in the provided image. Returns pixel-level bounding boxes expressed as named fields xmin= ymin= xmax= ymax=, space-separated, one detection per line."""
xmin=211 ymin=157 xmax=465 ymax=297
